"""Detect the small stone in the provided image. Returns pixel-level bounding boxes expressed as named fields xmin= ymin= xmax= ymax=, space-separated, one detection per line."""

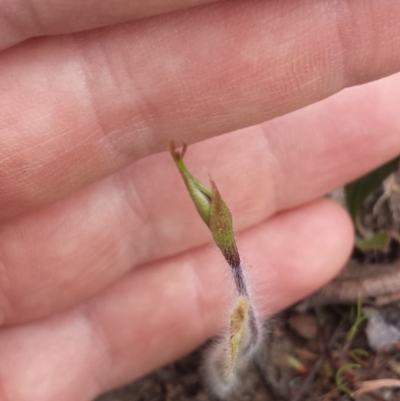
xmin=364 ymin=306 xmax=400 ymax=352
xmin=288 ymin=313 xmax=318 ymax=340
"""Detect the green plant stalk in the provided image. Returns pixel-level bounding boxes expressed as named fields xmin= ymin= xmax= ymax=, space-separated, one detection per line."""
xmin=170 ymin=142 xmax=260 ymax=392
xmin=335 ymin=363 xmax=360 ymax=394
xmin=348 ymin=349 xmax=369 ymax=366
xmin=344 ymin=293 xmax=368 ymax=351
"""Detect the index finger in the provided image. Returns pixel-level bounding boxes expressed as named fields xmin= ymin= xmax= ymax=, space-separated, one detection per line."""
xmin=1 ymin=0 xmax=400 ymax=219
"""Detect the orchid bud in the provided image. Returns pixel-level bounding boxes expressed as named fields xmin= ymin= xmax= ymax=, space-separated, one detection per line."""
xmin=170 ymin=142 xmax=240 ymax=268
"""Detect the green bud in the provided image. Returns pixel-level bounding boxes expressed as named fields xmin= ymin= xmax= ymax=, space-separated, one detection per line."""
xmin=170 ymin=142 xmax=240 ymax=267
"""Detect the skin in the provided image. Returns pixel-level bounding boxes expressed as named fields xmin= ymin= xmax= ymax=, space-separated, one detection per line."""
xmin=0 ymin=0 xmax=400 ymax=399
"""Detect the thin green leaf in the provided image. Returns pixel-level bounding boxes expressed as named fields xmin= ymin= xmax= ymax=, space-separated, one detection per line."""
xmin=355 ymin=231 xmax=391 ymax=251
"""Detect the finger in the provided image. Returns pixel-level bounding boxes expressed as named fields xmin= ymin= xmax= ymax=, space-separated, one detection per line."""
xmin=0 ymin=0 xmax=221 ymax=51
xmin=0 ymin=74 xmax=399 ymax=326
xmin=0 ymin=199 xmax=353 ymax=401
xmin=1 ymin=0 xmax=400 ymax=218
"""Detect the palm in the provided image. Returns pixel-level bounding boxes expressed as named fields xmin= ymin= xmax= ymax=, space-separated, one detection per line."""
xmin=0 ymin=1 xmax=400 ymax=400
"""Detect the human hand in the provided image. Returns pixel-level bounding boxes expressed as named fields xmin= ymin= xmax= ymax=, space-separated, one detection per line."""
xmin=1 ymin=0 xmax=400 ymax=399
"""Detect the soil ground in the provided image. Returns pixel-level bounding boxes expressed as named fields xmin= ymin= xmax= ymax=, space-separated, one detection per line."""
xmin=95 ymin=300 xmax=400 ymax=401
